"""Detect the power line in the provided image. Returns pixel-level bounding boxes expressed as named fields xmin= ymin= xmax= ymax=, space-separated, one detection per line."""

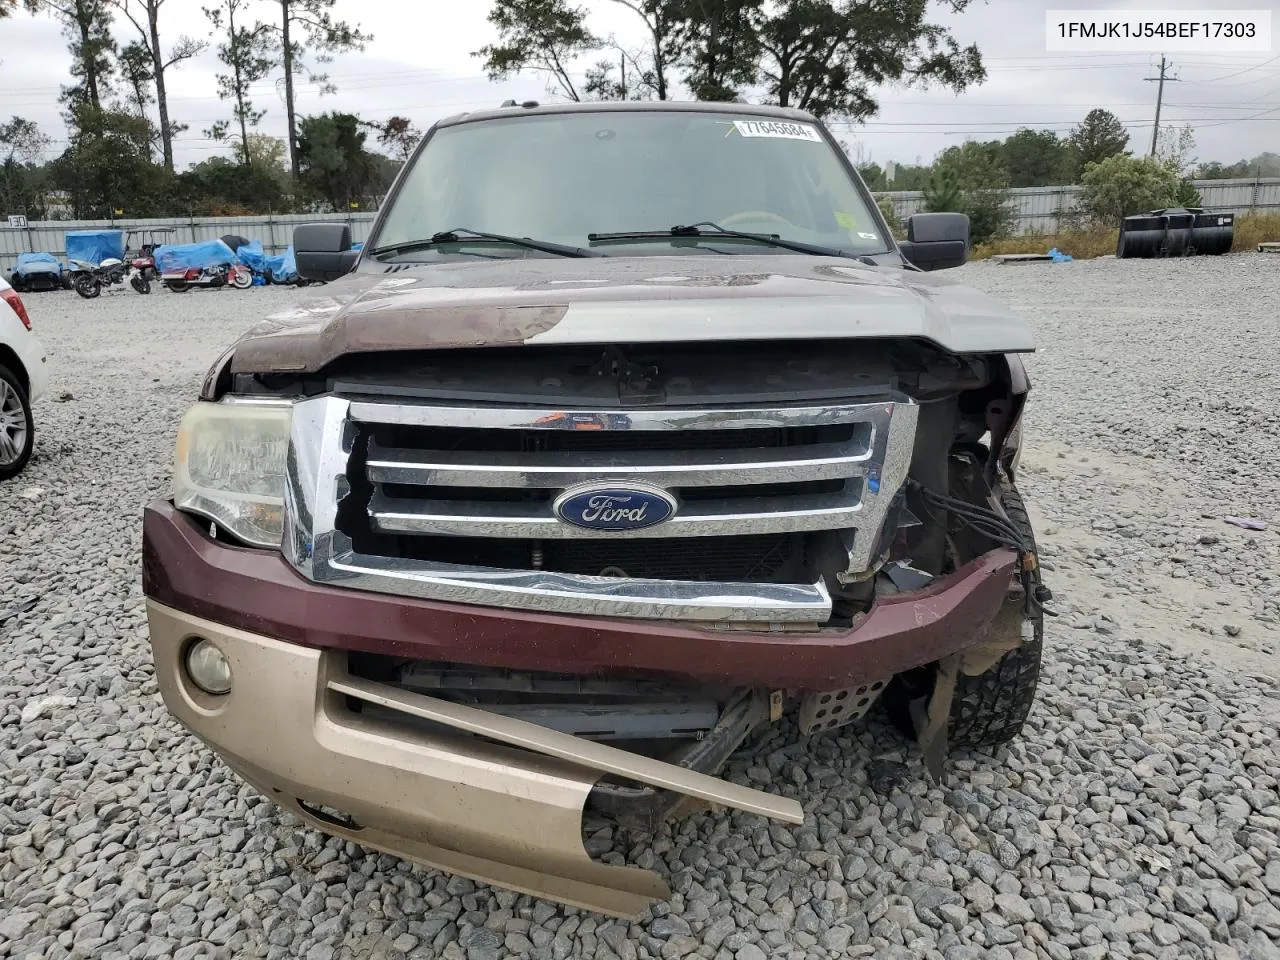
xmin=1193 ymin=54 xmax=1280 ymax=83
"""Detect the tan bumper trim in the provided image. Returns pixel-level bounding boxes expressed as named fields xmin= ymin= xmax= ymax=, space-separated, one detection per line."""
xmin=329 ymin=674 xmax=804 ymax=825
xmin=146 ymin=600 xmax=802 ymax=917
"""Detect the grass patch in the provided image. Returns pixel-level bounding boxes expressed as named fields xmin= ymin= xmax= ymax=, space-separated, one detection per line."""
xmin=970 ymin=213 xmax=1280 ymax=261
xmin=1231 ymin=213 xmax=1280 ymax=251
xmin=973 ymin=229 xmax=1116 ymax=261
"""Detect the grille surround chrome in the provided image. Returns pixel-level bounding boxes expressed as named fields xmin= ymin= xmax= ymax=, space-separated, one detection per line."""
xmin=282 ymin=394 xmax=919 ymax=622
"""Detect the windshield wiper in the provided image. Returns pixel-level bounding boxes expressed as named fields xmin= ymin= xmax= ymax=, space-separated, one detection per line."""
xmin=588 ymin=222 xmax=875 ymax=262
xmin=370 ymin=227 xmax=603 ymax=259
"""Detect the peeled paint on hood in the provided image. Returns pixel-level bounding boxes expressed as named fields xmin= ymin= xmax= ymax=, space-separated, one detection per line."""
xmin=227 ymin=256 xmax=1035 ymax=375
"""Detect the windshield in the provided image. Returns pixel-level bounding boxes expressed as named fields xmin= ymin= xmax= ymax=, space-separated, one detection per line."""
xmin=373 ymin=111 xmax=890 ymax=258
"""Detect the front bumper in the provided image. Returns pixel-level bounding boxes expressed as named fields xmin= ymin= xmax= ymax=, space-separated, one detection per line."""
xmin=142 ymin=500 xmax=1019 ymax=691
xmin=146 ymin=600 xmax=801 ymax=917
xmin=144 ymin=500 xmax=1020 ymax=914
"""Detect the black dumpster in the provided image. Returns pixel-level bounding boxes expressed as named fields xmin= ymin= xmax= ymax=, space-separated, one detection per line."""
xmin=1116 ymin=208 xmax=1236 ymax=258
xmin=1191 ymin=211 xmax=1235 ymax=255
xmin=1115 ymin=213 xmax=1165 ymax=258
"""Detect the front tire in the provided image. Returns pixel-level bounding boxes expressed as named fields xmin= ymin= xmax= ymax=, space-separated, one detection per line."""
xmin=0 ymin=364 xmax=34 ymax=480
xmin=130 ymin=274 xmax=151 ymax=294
xmin=74 ymin=276 xmax=101 ymax=299
xmin=882 ymin=481 xmax=1044 ymax=748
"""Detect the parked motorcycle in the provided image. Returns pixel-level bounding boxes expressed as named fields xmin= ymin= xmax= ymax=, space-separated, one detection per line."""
xmin=162 ymin=262 xmax=253 ymax=293
xmin=125 ymin=227 xmax=176 ymax=293
xmin=69 ymin=257 xmax=131 ymax=299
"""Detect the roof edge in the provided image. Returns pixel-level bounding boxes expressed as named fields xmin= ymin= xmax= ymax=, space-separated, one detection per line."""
xmin=435 ymin=100 xmax=820 ymax=129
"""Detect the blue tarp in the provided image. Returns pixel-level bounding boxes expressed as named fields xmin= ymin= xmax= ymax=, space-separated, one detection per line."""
xmin=65 ymin=230 xmax=126 ymax=266
xmin=1047 ymin=246 xmax=1074 ymax=263
xmin=351 ymin=241 xmax=364 ymax=251
xmin=13 ymin=252 xmax=63 ymax=277
xmin=265 ymin=245 xmax=298 ymax=283
xmin=153 ymin=239 xmax=238 ymax=274
xmin=233 ymin=239 xmax=268 ymax=273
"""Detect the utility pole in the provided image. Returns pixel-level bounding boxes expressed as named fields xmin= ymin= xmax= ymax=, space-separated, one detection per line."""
xmin=1144 ymin=55 xmax=1180 ymax=157
xmin=620 ymin=51 xmax=627 ymax=100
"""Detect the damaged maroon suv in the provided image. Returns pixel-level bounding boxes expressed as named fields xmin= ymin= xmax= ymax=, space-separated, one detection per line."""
xmin=142 ymin=100 xmax=1048 ymax=917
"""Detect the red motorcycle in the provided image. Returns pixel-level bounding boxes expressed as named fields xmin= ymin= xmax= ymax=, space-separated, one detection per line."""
xmin=162 ymin=262 xmax=253 ymax=293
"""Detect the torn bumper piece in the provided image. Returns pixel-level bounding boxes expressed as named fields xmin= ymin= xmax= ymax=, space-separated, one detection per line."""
xmin=146 ymin=601 xmax=803 ymax=918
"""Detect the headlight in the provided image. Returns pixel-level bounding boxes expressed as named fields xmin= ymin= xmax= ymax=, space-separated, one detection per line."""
xmin=173 ymin=399 xmax=292 ymax=547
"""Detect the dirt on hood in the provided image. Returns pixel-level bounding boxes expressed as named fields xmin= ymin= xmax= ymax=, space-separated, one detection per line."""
xmin=228 ymin=255 xmax=1033 ymax=375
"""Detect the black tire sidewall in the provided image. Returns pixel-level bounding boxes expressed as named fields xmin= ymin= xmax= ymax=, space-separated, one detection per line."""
xmin=0 ymin=363 xmax=34 ymax=480
xmin=881 ymin=480 xmax=1044 ymax=748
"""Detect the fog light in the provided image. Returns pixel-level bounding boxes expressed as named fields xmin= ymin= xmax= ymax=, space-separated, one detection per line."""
xmin=185 ymin=638 xmax=232 ymax=695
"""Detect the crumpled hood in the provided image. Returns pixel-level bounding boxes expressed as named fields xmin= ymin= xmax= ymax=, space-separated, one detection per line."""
xmin=229 ymin=255 xmax=1034 ymax=374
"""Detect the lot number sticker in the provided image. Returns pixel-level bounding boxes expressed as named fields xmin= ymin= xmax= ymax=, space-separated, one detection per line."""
xmin=733 ymin=120 xmax=823 ymax=142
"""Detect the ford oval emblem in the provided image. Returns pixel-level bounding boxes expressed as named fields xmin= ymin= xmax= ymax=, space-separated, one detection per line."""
xmin=552 ymin=482 xmax=678 ymax=532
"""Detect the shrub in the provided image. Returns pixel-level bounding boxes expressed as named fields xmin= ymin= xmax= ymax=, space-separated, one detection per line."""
xmin=1076 ymin=155 xmax=1182 ymax=225
xmin=921 ymin=147 xmax=1017 ymax=245
xmin=875 ymin=194 xmax=903 ymax=238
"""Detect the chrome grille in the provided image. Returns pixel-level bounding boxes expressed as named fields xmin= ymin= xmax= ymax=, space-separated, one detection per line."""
xmin=283 ymin=396 xmax=919 ymax=623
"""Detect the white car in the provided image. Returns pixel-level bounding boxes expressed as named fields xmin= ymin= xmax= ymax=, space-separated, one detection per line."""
xmin=0 ymin=274 xmax=48 ymax=479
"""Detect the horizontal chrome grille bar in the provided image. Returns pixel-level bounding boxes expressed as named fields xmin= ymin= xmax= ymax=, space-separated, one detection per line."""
xmin=349 ymin=400 xmax=897 ymax=431
xmin=322 ymin=550 xmax=832 ymax=621
xmin=368 ymin=490 xmax=863 ymax=539
xmin=365 ymin=439 xmax=872 ymax=489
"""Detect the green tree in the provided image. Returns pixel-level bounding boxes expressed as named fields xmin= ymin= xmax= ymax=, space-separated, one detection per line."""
xmin=51 ymin=105 xmax=164 ymax=217
xmin=744 ymin=0 xmax=985 ymax=120
xmin=583 ymin=46 xmax=657 ymax=100
xmin=204 ymin=0 xmax=274 ymax=168
xmin=857 ymin=162 xmax=886 ymax=191
xmin=674 ymin=0 xmax=763 ymax=100
xmin=1197 ymin=152 xmax=1280 ymax=180
xmin=1000 ymin=128 xmax=1070 ymax=187
xmin=0 ymin=117 xmax=52 ymax=218
xmin=1195 ymin=160 xmax=1251 ymax=180
xmin=605 ymin=0 xmax=685 ymax=100
xmin=883 ymin=161 xmax=931 ymax=190
xmin=1155 ymin=123 xmax=1197 ymax=175
xmin=176 ymin=154 xmax=289 ymax=215
xmin=116 ymin=41 xmax=154 ymax=117
xmin=924 ymin=140 xmax=1014 ymax=243
xmin=1076 ymin=154 xmax=1182 ymax=225
xmin=1067 ymin=108 xmax=1129 ymax=179
xmin=264 ymin=0 xmax=371 ymax=178
xmin=107 ymin=0 xmax=207 ymax=173
xmin=875 ymin=194 xmax=902 ymax=238
xmin=296 ymin=112 xmax=386 ymax=211
xmin=377 ymin=116 xmax=422 ymax=161
xmin=476 ymin=0 xmax=602 ymax=102
xmin=1171 ymin=179 xmax=1202 ymax=208
xmin=31 ymin=0 xmax=117 ymax=112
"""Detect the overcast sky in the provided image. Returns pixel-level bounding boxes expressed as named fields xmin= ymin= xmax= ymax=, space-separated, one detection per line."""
xmin=1 ymin=0 xmax=1277 ymax=172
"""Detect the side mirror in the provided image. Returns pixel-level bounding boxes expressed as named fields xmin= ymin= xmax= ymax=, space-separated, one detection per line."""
xmin=294 ymin=223 xmax=359 ymax=282
xmin=898 ymin=213 xmax=969 ymax=271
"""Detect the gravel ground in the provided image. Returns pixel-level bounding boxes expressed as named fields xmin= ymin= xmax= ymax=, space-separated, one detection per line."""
xmin=2 ymin=258 xmax=1279 ymax=960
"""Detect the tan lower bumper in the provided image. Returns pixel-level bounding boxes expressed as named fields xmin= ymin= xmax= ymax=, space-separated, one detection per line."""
xmin=146 ymin=600 xmax=801 ymax=917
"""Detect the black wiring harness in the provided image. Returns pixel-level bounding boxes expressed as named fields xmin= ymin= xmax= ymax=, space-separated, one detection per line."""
xmin=908 ymin=480 xmax=1057 ymax=618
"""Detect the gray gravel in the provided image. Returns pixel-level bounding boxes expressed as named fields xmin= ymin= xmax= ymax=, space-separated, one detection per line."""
xmin=3 ymin=259 xmax=1280 ymax=960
